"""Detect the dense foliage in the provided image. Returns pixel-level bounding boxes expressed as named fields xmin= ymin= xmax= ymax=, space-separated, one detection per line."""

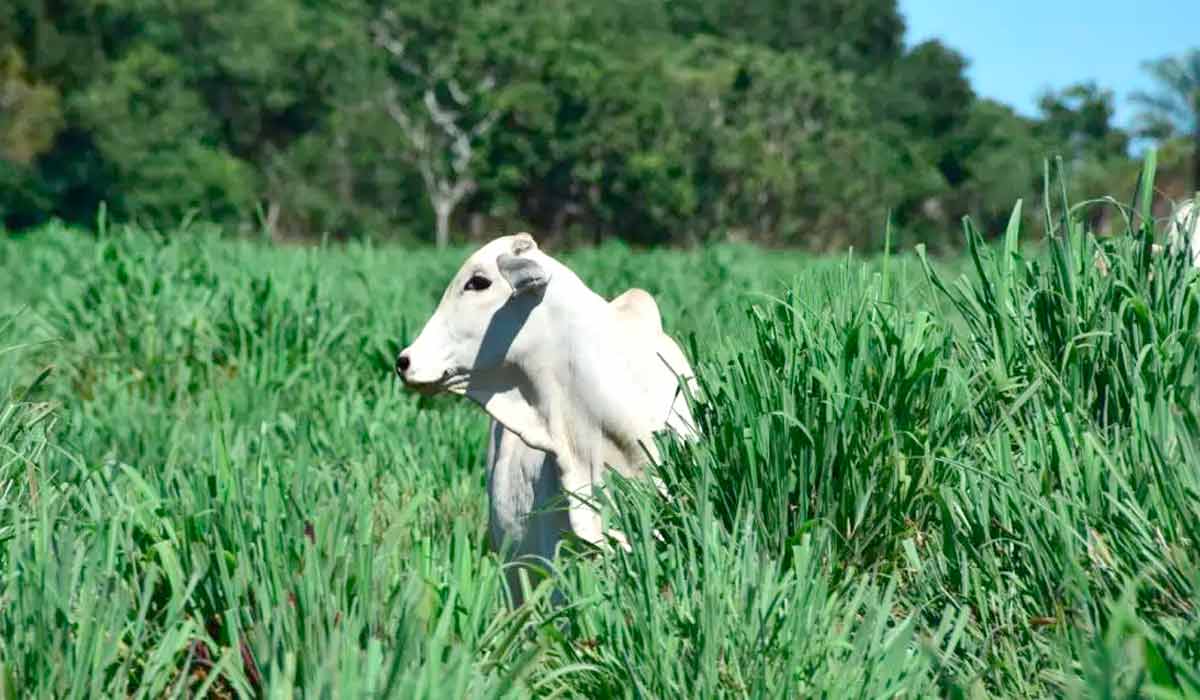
xmin=1 ymin=163 xmax=1198 ymax=696
xmin=2 ymin=1 xmax=1194 ymax=248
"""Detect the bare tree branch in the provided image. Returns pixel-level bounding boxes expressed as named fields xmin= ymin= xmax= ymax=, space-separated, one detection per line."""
xmin=445 ymin=78 xmax=470 ymax=107
xmin=381 ymin=88 xmax=430 ymax=154
xmin=372 ymin=11 xmax=500 ymax=248
xmin=471 ymin=110 xmax=499 ymax=140
xmin=370 ymin=15 xmax=422 ymax=78
xmin=422 ymin=89 xmax=464 ymax=140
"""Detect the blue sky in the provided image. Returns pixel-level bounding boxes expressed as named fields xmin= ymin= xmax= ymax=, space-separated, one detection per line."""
xmin=901 ymin=0 xmax=1200 ymax=130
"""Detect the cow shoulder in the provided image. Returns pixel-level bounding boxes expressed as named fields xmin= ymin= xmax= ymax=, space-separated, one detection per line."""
xmin=609 ymin=288 xmax=663 ymax=337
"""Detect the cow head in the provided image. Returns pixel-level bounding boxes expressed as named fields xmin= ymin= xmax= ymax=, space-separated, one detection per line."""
xmin=397 ymin=233 xmax=554 ymax=396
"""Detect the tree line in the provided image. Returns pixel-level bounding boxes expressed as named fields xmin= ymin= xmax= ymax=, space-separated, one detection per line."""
xmin=1 ymin=1 xmax=1197 ymax=249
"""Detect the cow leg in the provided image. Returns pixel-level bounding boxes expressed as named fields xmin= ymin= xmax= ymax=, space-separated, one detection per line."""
xmin=562 ymin=477 xmax=632 ymax=553
xmin=560 ymin=468 xmax=606 ymax=549
xmin=605 ymin=528 xmax=632 ymax=552
xmin=566 ymin=496 xmax=605 ymax=549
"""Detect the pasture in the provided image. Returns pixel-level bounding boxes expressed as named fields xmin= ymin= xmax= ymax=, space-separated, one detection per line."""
xmin=1 ymin=189 xmax=1199 ymax=697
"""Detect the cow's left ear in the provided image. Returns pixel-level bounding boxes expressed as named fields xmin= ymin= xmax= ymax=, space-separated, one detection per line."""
xmin=497 ymin=252 xmax=550 ymax=295
xmin=511 ymin=232 xmax=537 ymax=255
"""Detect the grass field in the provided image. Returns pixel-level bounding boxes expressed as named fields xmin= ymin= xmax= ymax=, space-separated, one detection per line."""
xmin=2 ymin=176 xmax=1199 ymax=697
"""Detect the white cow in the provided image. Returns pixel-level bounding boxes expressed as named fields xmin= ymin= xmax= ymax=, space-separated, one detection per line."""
xmin=1093 ymin=196 xmax=1200 ymax=276
xmin=396 ymin=233 xmax=698 ymax=605
xmin=1166 ymin=197 xmax=1200 ymax=268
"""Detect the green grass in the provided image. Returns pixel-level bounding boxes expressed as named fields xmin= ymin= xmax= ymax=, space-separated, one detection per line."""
xmin=1 ymin=170 xmax=1198 ymax=697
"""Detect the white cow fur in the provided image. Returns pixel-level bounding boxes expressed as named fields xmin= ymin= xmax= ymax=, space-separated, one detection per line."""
xmin=397 ymin=233 xmax=698 ymax=605
xmin=1166 ymin=198 xmax=1200 ymax=268
xmin=1092 ymin=196 xmax=1200 ymax=276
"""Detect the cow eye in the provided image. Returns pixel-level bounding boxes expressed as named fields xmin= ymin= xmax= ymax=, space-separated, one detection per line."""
xmin=464 ymin=275 xmax=492 ymax=292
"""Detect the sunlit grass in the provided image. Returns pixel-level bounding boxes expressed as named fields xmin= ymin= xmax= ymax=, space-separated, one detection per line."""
xmin=0 ymin=162 xmax=1197 ymax=697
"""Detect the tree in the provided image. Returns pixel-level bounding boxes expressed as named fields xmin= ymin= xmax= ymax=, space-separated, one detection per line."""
xmin=665 ymin=0 xmax=905 ymax=74
xmin=1132 ymin=49 xmax=1200 ymax=193
xmin=947 ymin=100 xmax=1044 ymax=236
xmin=859 ymin=39 xmax=976 ymax=237
xmin=663 ymin=37 xmax=921 ymax=248
xmin=373 ymin=6 xmax=499 ymax=249
xmin=0 ymin=46 xmax=63 ymax=228
xmin=0 ymin=46 xmax=62 ymax=166
xmin=884 ymin=39 xmax=975 ymax=188
xmin=1035 ymin=82 xmax=1133 ymax=229
xmin=465 ymin=1 xmax=685 ymax=244
xmin=1037 ymin=82 xmax=1129 ymax=162
xmin=73 ymin=43 xmax=258 ymax=225
xmin=0 ymin=0 xmax=1156 ymax=250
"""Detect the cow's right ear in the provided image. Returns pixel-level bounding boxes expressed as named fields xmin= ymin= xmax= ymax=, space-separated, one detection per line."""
xmin=497 ymin=253 xmax=551 ymax=295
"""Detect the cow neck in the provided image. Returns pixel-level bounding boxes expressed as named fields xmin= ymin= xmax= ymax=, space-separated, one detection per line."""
xmin=537 ymin=287 xmax=650 ymax=479
xmin=468 ymin=278 xmax=640 ymax=477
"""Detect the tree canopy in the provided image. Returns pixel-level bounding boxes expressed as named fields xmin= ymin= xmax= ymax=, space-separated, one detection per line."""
xmin=0 ymin=1 xmax=1188 ymax=247
xmin=1133 ymin=49 xmax=1200 ymax=195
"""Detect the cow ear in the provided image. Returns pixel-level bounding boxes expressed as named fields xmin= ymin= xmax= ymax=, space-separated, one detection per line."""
xmin=511 ymin=232 xmax=537 ymax=255
xmin=497 ymin=252 xmax=550 ymax=295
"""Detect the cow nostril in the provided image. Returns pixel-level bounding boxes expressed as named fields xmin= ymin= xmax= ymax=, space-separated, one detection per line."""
xmin=396 ymin=354 xmax=411 ymax=374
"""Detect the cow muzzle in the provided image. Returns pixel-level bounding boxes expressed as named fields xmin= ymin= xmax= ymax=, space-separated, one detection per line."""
xmin=396 ymin=349 xmax=468 ymax=396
